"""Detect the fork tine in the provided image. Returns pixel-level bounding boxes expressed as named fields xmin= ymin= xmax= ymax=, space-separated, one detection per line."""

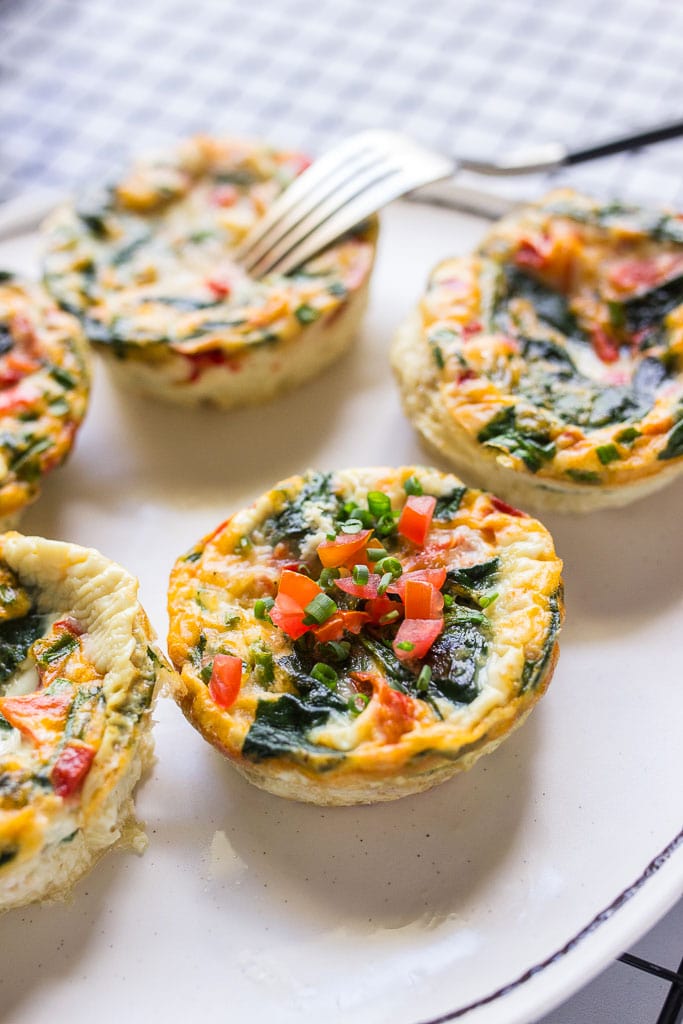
xmin=244 ymin=152 xmax=400 ymax=275
xmin=240 ymin=146 xmax=388 ymax=271
xmin=234 ymin=132 xmax=379 ymax=261
xmin=252 ymin=143 xmax=453 ymax=277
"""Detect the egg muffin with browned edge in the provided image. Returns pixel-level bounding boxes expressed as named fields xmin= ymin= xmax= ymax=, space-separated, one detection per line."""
xmin=43 ymin=136 xmax=376 ymax=408
xmin=168 ymin=467 xmax=563 ymax=805
xmin=0 ymin=274 xmax=89 ymax=528
xmin=392 ymin=191 xmax=683 ymax=512
xmin=0 ymin=534 xmax=173 ymax=912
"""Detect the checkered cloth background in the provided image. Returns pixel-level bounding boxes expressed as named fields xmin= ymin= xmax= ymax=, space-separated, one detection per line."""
xmin=1 ymin=0 xmax=683 ymax=209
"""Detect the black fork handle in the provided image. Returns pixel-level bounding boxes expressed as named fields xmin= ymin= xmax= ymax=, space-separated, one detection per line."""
xmin=564 ymin=118 xmax=683 ymax=165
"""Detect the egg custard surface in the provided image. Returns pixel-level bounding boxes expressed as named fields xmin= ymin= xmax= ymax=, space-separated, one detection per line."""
xmin=392 ymin=190 xmax=683 ymax=511
xmin=43 ymin=136 xmax=376 ymax=407
xmin=0 ymin=275 xmax=89 ymax=528
xmin=0 ymin=534 xmax=171 ymax=912
xmin=167 ymin=467 xmax=563 ymax=805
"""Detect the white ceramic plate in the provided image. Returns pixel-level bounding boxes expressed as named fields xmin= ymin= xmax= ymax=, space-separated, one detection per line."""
xmin=0 ymin=201 xmax=681 ymax=1024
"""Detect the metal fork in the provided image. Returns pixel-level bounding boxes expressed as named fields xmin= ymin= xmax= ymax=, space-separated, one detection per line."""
xmin=236 ymin=119 xmax=683 ymax=277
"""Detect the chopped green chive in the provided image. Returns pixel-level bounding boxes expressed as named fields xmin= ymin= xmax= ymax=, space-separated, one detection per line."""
xmin=318 ymin=567 xmax=340 ymax=589
xmin=375 ymin=557 xmax=402 ymax=578
xmin=396 ymin=640 xmax=414 ymax=652
xmin=616 ymin=427 xmax=641 ymax=445
xmin=303 ymin=593 xmax=338 ymax=625
xmin=311 ymin=662 xmax=338 ymax=690
xmin=404 ymin=475 xmax=423 ymax=496
xmin=367 ymin=491 xmax=391 ymax=517
xmin=379 ymin=609 xmax=400 ymax=625
xmin=443 ymin=594 xmax=454 ymax=608
xmin=341 ymin=518 xmax=363 ymax=534
xmin=479 ymin=592 xmax=499 ymax=609
xmin=320 ymin=640 xmax=350 ymax=662
xmin=352 ymin=564 xmax=369 ymax=585
xmin=295 ymin=303 xmax=320 ymax=324
xmin=367 ymin=547 xmax=388 ymax=562
xmin=348 ymin=693 xmax=370 ymax=715
xmin=596 ymin=443 xmax=620 ymax=465
xmin=50 ymin=366 xmax=76 ymax=390
xmin=375 ymin=513 xmax=398 ymax=537
xmin=607 ymin=300 xmax=625 ymax=329
xmin=326 ymin=531 xmax=337 ymax=541
xmin=250 ymin=643 xmax=274 ymax=684
xmin=431 ymin=344 xmax=445 ymax=369
xmin=183 ymin=550 xmax=202 ymax=563
xmin=416 ymin=665 xmax=432 ymax=692
xmin=234 ymin=535 xmax=251 ymax=553
xmin=254 ymin=597 xmax=275 ymax=620
xmin=377 ymin=572 xmax=393 ymax=597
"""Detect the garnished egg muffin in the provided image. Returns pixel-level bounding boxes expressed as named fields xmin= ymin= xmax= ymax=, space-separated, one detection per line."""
xmin=392 ymin=191 xmax=683 ymax=511
xmin=42 ymin=136 xmax=376 ymax=407
xmin=0 ymin=534 xmax=171 ymax=912
xmin=167 ymin=468 xmax=563 ymax=805
xmin=0 ymin=274 xmax=89 ymax=527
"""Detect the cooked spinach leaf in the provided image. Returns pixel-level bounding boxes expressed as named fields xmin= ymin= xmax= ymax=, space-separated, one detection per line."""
xmin=261 ymin=472 xmax=337 ymax=553
xmin=241 ymin=693 xmax=345 ymax=761
xmin=446 ymin=558 xmax=500 ymax=591
xmin=658 ymin=417 xmax=683 ymax=461
xmin=521 ymin=591 xmax=562 ymax=692
xmin=623 ymin=274 xmax=683 ymax=333
xmin=424 ymin=619 xmax=486 ymax=705
xmin=433 ymin=486 xmax=467 ymax=520
xmin=499 ymin=266 xmax=582 ymax=338
xmin=0 ymin=612 xmax=44 ymax=689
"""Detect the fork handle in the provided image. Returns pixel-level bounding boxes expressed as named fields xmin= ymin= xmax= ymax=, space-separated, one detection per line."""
xmin=563 ymin=118 xmax=683 ymax=166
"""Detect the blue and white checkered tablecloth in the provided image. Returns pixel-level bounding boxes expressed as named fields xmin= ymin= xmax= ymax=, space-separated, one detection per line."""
xmin=1 ymin=0 xmax=683 ymax=207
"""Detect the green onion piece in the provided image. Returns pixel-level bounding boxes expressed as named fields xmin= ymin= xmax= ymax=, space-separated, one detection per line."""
xmin=234 ymin=535 xmax=251 ymax=553
xmin=616 ymin=427 xmax=641 ymax=444
xmin=443 ymin=594 xmax=454 ymax=608
xmin=318 ymin=567 xmax=341 ymax=589
xmin=326 ymin=531 xmax=337 ymax=541
xmin=396 ymin=640 xmax=415 ymax=652
xmin=479 ymin=592 xmax=499 ymax=609
xmin=341 ymin=518 xmax=363 ymax=534
xmin=303 ymin=593 xmax=338 ymax=624
xmin=416 ymin=665 xmax=432 ymax=692
xmin=607 ymin=300 xmax=625 ymax=329
xmin=367 ymin=491 xmax=391 ymax=517
xmin=311 ymin=662 xmax=339 ymax=690
xmin=254 ymin=597 xmax=275 ymax=620
xmin=376 ymin=513 xmax=398 ymax=537
xmin=367 ymin=547 xmax=388 ymax=562
xmin=250 ymin=643 xmax=274 ymax=684
xmin=200 ymin=662 xmax=213 ymax=683
xmin=377 ymin=572 xmax=393 ymax=596
xmin=295 ymin=303 xmax=320 ymax=324
xmin=596 ymin=443 xmax=620 ymax=465
xmin=404 ymin=475 xmax=423 ymax=496
xmin=375 ymin=557 xmax=402 ymax=578
xmin=352 ymin=564 xmax=369 ymax=585
xmin=320 ymin=640 xmax=350 ymax=662
xmin=348 ymin=693 xmax=370 ymax=715
xmin=379 ymin=609 xmax=400 ymax=625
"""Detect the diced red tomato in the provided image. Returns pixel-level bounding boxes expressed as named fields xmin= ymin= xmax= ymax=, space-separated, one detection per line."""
xmin=278 ymin=569 xmax=321 ymax=606
xmin=607 ymin=256 xmax=682 ymax=292
xmin=208 ymin=654 xmax=242 ymax=709
xmin=0 ymin=689 xmax=73 ymax=746
xmin=403 ymin=580 xmax=443 ymax=620
xmin=514 ymin=234 xmax=552 ymax=270
xmin=0 ymin=353 xmax=41 ymax=386
xmin=398 ymin=496 xmax=437 ymax=546
xmin=9 ymin=313 xmax=40 ymax=356
xmin=334 ymin=573 xmax=381 ymax=600
xmin=206 ymin=276 xmax=232 ymax=299
xmin=388 ymin=568 xmax=446 ymax=599
xmin=489 ymin=496 xmax=526 ymax=518
xmin=317 ymin=530 xmax=372 ymax=568
xmin=393 ymin=618 xmax=443 ymax=661
xmin=269 ymin=592 xmax=310 ymax=640
xmin=462 ymin=321 xmax=482 ymax=340
xmin=364 ymin=595 xmax=402 ymax=624
xmin=314 ymin=610 xmax=370 ymax=643
xmin=184 ymin=350 xmax=234 ymax=383
xmin=0 ymin=384 xmax=39 ymax=415
xmin=211 ymin=184 xmax=239 ymax=207
xmin=591 ymin=326 xmax=620 ymax=364
xmin=52 ymin=616 xmax=84 ymax=636
xmin=51 ymin=742 xmax=96 ymax=798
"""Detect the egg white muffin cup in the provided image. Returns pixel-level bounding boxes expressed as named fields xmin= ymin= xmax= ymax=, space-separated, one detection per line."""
xmin=0 ymin=534 xmax=172 ymax=912
xmin=167 ymin=466 xmax=563 ymax=806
